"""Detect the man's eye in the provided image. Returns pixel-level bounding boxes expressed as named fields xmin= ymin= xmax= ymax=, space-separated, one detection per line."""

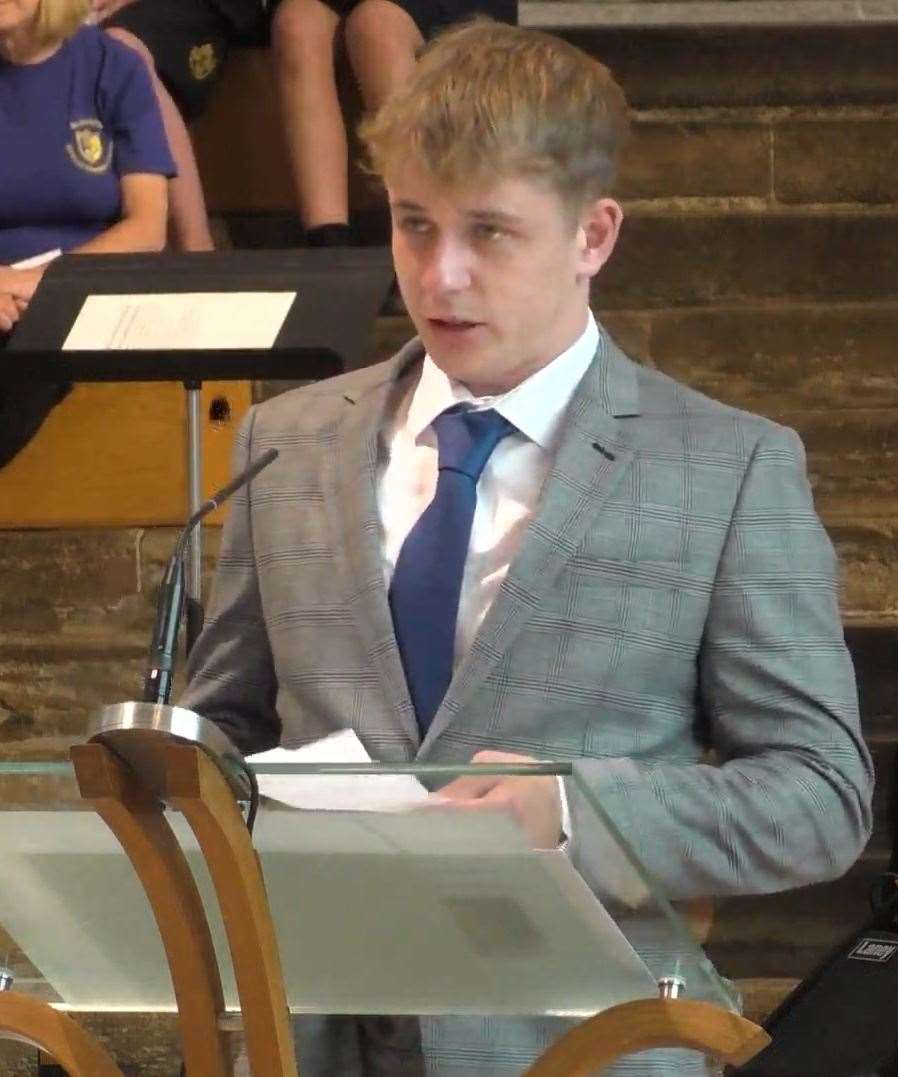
xmin=399 ymin=217 xmax=432 ymax=234
xmin=473 ymin=223 xmax=505 ymax=242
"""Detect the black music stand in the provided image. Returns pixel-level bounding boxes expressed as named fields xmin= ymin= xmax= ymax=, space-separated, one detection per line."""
xmin=3 ymin=249 xmax=394 ymax=650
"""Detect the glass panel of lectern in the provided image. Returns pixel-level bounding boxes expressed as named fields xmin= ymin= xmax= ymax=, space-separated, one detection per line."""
xmin=0 ymin=760 xmax=738 ymax=1025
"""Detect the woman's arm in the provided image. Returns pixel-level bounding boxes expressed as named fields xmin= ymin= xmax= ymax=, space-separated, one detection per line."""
xmin=71 ymin=172 xmax=168 ymax=254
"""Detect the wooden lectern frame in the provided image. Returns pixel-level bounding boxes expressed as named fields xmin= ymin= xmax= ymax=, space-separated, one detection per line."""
xmin=0 ymin=744 xmax=770 ymax=1075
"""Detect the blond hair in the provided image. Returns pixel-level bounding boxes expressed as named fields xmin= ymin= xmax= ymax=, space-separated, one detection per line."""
xmin=34 ymin=0 xmax=91 ymax=47
xmin=360 ymin=19 xmax=630 ymax=213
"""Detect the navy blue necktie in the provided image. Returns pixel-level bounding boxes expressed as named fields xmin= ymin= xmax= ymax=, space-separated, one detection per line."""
xmin=389 ymin=405 xmax=515 ymax=735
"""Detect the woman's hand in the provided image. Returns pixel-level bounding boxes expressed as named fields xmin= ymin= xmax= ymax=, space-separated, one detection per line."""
xmin=0 ymin=266 xmax=42 ymax=303
xmin=0 ymin=293 xmax=25 ymax=334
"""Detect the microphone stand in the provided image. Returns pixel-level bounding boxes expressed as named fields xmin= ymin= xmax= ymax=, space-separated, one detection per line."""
xmin=143 ymin=447 xmax=278 ymax=706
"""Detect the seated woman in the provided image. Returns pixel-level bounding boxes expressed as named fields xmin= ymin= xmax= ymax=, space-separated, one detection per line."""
xmin=0 ymin=0 xmax=175 ymax=463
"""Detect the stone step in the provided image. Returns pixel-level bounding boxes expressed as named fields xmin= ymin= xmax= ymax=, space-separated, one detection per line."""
xmin=771 ymin=114 xmax=898 ymax=206
xmin=618 ymin=114 xmax=770 ymax=203
xmin=555 ymin=24 xmax=898 ymax=109
xmin=618 ymin=110 xmax=898 ymax=206
xmin=822 ymin=520 xmax=898 ymax=625
xmin=639 ymin=302 xmax=898 ymax=415
xmin=525 ymin=1 xmax=898 ymax=30
xmin=780 ymin=409 xmax=898 ymax=517
xmin=592 ymin=211 xmax=898 ymax=310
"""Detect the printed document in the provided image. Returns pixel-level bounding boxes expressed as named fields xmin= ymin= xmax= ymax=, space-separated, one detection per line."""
xmin=62 ymin=291 xmax=296 ymax=350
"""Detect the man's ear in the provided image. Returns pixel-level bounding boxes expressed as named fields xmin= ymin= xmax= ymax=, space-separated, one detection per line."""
xmin=576 ymin=198 xmax=624 ymax=279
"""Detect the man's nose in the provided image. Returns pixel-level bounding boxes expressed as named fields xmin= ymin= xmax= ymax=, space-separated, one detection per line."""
xmin=422 ymin=238 xmax=472 ymax=293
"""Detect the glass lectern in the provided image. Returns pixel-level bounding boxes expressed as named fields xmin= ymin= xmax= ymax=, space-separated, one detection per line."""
xmin=0 ymin=749 xmax=768 ymax=1075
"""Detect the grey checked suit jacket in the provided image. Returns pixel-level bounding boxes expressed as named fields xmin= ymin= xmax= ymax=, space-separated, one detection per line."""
xmin=183 ymin=327 xmax=873 ymax=1076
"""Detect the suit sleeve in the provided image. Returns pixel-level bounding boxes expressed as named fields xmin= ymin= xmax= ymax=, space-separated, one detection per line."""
xmin=568 ymin=423 xmax=874 ymax=903
xmin=179 ymin=407 xmax=281 ymax=754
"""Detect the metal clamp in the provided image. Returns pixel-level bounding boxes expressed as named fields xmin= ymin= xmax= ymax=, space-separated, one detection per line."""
xmin=658 ymin=975 xmax=686 ymax=999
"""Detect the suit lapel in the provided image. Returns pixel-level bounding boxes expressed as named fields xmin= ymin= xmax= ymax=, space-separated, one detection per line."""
xmin=421 ymin=328 xmax=642 ymax=749
xmin=322 ymin=343 xmax=424 ymax=747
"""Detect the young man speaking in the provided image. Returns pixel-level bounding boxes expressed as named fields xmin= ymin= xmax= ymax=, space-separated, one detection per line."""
xmin=183 ymin=20 xmax=873 ymax=1075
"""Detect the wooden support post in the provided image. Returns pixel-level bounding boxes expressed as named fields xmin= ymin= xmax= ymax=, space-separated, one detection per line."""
xmin=71 ymin=743 xmax=233 ymax=1077
xmin=163 ymin=743 xmax=299 ymax=1077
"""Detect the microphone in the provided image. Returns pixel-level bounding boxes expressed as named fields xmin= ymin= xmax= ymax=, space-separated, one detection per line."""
xmin=142 ymin=447 xmax=278 ymax=705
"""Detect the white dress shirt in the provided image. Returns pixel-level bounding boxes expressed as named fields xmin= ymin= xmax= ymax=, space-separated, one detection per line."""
xmin=378 ymin=314 xmax=600 ymax=840
xmin=378 ymin=313 xmax=599 ymax=657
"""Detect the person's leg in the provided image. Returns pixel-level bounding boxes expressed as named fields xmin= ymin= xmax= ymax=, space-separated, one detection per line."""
xmin=345 ymin=0 xmax=422 ymax=309
xmin=105 ymin=26 xmax=215 ymax=251
xmin=269 ymin=0 xmax=351 ymax=241
xmin=343 ymin=0 xmax=423 ymax=113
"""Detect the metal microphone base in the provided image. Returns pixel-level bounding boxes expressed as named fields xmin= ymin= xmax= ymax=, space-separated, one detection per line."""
xmin=87 ymin=702 xmax=251 ymax=802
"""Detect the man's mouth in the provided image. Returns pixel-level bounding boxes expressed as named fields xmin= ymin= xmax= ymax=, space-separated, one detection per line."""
xmin=428 ymin=317 xmax=482 ymax=331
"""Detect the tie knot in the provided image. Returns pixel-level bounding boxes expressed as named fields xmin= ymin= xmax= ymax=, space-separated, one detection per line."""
xmin=432 ymin=406 xmax=515 ymax=483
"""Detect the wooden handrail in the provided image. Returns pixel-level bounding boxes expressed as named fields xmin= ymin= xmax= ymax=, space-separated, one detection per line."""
xmin=527 ymin=997 xmax=770 ymax=1076
xmin=0 ymin=992 xmax=126 ymax=1077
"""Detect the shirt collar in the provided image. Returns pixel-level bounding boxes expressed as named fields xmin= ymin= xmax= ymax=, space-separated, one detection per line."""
xmin=406 ymin=313 xmax=599 ymax=452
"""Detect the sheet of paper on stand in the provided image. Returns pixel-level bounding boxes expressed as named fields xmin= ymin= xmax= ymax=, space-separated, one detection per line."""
xmin=247 ymin=728 xmax=431 ymax=811
xmin=61 ymin=291 xmax=296 ymax=351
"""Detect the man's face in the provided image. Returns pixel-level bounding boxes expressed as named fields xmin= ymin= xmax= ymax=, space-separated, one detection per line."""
xmin=387 ymin=164 xmax=622 ymax=396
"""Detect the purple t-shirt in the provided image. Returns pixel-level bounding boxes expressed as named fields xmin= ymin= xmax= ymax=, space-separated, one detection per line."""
xmin=0 ymin=26 xmax=176 ymax=264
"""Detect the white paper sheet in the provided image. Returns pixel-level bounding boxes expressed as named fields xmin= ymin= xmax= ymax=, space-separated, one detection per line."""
xmin=61 ymin=291 xmax=296 ymax=351
xmin=247 ymin=729 xmax=430 ymax=812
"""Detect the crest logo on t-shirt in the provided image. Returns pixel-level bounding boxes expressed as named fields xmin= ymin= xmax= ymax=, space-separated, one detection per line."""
xmin=66 ymin=119 xmax=112 ymax=174
xmin=189 ymin=43 xmax=217 ymax=81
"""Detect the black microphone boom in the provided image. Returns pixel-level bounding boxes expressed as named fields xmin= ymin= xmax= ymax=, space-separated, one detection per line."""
xmin=142 ymin=448 xmax=278 ymax=705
